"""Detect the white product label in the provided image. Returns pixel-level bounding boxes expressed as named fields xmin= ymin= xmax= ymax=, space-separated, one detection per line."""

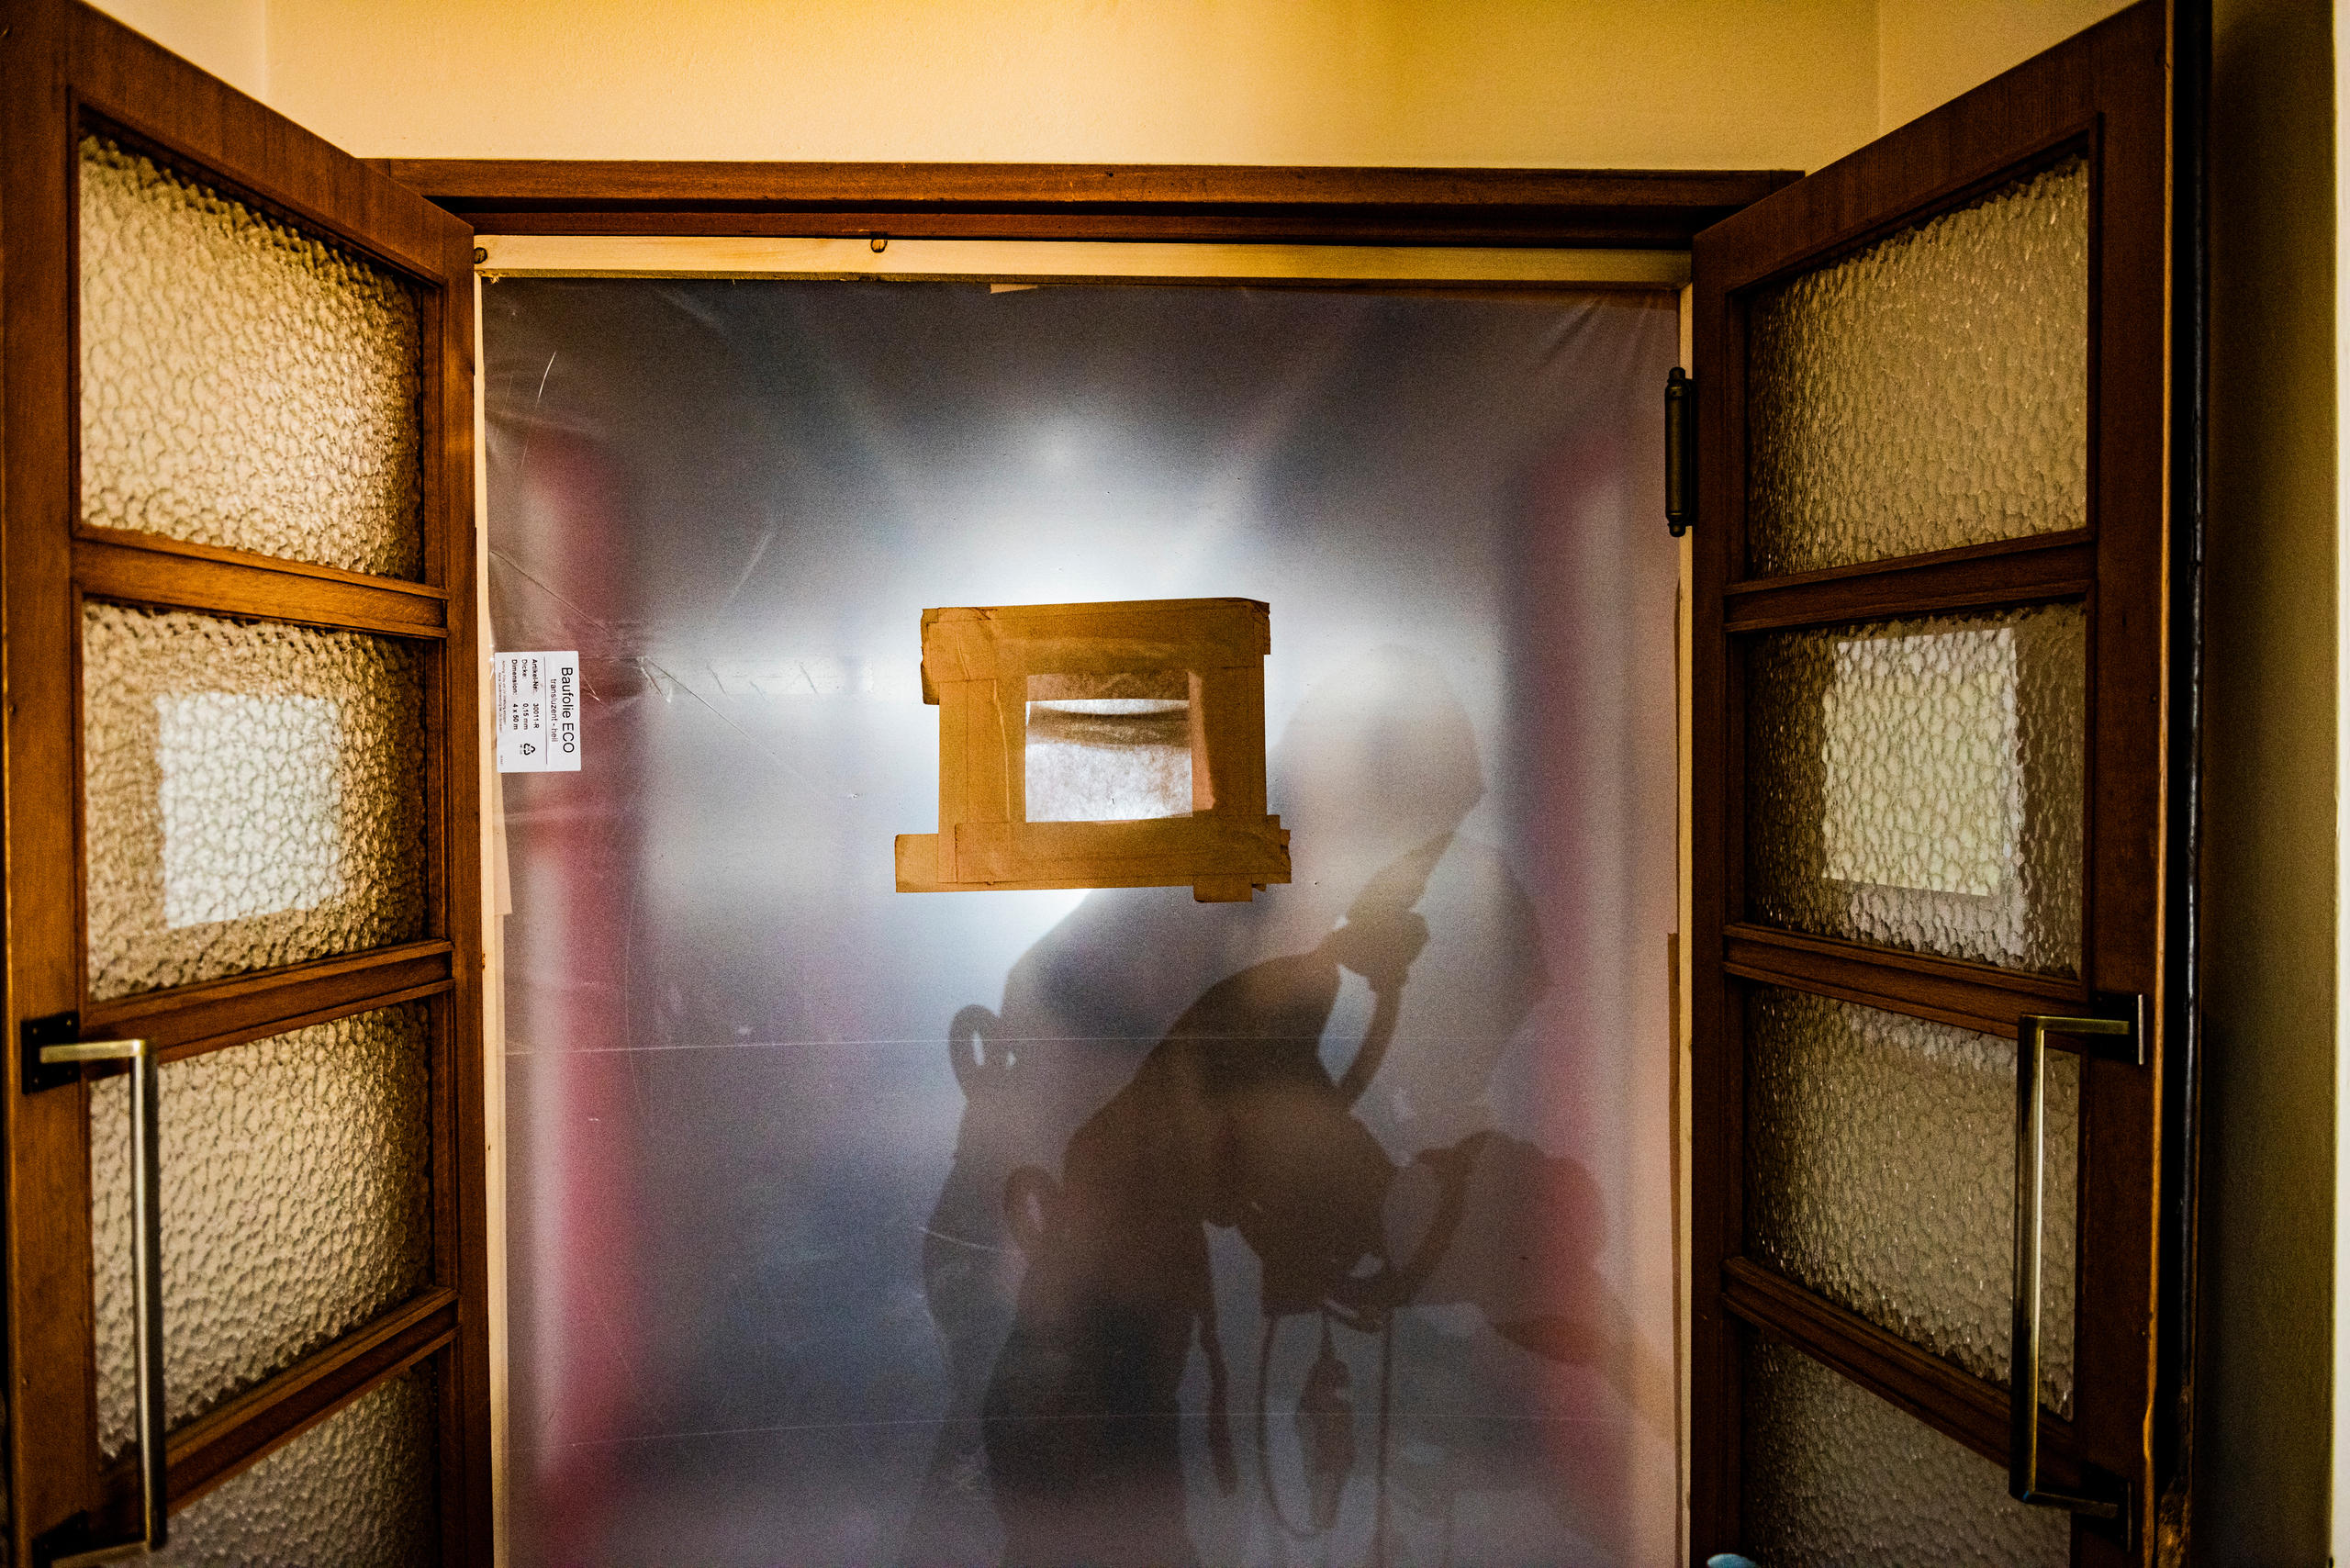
xmin=495 ymin=651 xmax=582 ymax=772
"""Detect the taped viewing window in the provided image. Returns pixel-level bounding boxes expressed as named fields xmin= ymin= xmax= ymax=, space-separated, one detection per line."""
xmin=1024 ymin=673 xmax=1193 ymax=823
xmin=897 ymin=598 xmax=1289 ymax=902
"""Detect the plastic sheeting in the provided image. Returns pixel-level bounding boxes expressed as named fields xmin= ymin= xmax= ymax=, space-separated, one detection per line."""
xmin=486 ymin=277 xmax=1679 ymax=1567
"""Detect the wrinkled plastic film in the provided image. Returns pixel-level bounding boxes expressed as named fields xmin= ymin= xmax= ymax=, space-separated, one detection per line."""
xmin=487 ymin=279 xmax=1681 ymax=1567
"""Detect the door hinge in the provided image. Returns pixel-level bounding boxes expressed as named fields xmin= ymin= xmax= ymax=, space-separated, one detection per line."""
xmin=1665 ymin=366 xmax=1696 ymax=537
xmin=21 ymin=1010 xmax=83 ymax=1094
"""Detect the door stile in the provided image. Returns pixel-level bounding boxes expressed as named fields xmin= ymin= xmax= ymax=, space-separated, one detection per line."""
xmin=3 ymin=0 xmax=105 ymax=1550
xmin=435 ymin=210 xmax=495 ymax=1562
xmin=1686 ymin=214 xmax=1740 ymax=1557
xmin=2152 ymin=0 xmax=2208 ymax=1543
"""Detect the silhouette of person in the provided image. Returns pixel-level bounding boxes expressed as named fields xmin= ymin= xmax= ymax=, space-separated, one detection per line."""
xmin=898 ymin=648 xmax=1662 ymax=1568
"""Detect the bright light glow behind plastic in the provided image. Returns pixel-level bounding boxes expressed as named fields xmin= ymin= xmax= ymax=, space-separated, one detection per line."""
xmin=485 ymin=277 xmax=1681 ymax=1568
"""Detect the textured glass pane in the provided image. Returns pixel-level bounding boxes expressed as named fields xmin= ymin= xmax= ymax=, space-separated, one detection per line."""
xmin=1747 ymin=156 xmax=2087 ymax=577
xmin=83 ymin=602 xmax=429 ymax=1000
xmin=92 ymin=1004 xmax=432 ymax=1455
xmin=151 ymin=1362 xmax=439 ymax=1567
xmin=1743 ymin=1338 xmax=2068 ymax=1567
xmin=78 ymin=137 xmax=423 ymax=578
xmin=1024 ymin=673 xmax=1192 ymax=823
xmin=1744 ymin=987 xmax=2076 ymax=1412
xmin=1746 ymin=602 xmax=2085 ymax=972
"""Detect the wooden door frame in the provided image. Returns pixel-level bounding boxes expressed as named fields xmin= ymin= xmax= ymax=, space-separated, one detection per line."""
xmin=386 ymin=148 xmax=1789 ymax=1563
xmin=375 ymin=159 xmax=1796 ymax=250
xmin=2 ymin=2 xmax=487 ymax=1561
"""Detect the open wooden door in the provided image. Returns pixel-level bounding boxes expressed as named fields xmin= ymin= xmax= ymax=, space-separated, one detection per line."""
xmin=1 ymin=3 xmax=488 ymax=1562
xmin=1687 ymin=2 xmax=2200 ymax=1562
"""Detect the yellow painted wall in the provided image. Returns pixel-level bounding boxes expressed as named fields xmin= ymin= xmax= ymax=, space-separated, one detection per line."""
xmin=1875 ymin=0 xmax=2134 ymax=132
xmin=91 ymin=0 xmax=265 ymax=97
xmin=88 ymin=0 xmax=2153 ymax=173
xmin=105 ymin=0 xmax=1878 ymax=171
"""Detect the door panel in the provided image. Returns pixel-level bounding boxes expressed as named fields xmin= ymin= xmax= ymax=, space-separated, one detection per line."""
xmin=144 ymin=1360 xmax=442 ymax=1568
xmin=81 ymin=602 xmax=431 ymax=1000
xmin=1741 ymin=1335 xmax=2071 ymax=1566
xmin=76 ymin=135 xmax=429 ymax=580
xmin=1744 ymin=155 xmax=2090 ymax=578
xmin=1690 ymin=3 xmax=2186 ymax=1561
xmin=1743 ymin=985 xmax=2079 ymax=1413
xmin=1743 ymin=602 xmax=2087 ymax=972
xmin=90 ymin=1004 xmax=433 ymax=1455
xmin=2 ymin=3 xmax=487 ymax=1561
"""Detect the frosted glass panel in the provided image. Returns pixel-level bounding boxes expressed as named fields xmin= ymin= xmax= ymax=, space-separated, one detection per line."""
xmin=1025 ymin=674 xmax=1192 ymax=822
xmin=83 ymin=602 xmax=429 ymax=1000
xmin=1743 ymin=1338 xmax=2069 ymax=1567
xmin=78 ymin=138 xmax=424 ymax=577
xmin=1746 ymin=602 xmax=2086 ymax=972
xmin=1747 ymin=156 xmax=2088 ymax=577
xmin=1745 ymin=987 xmax=2075 ymax=1412
xmin=487 ymin=280 xmax=1682 ymax=1566
xmin=151 ymin=1362 xmax=439 ymax=1567
xmin=92 ymin=1005 xmax=432 ymax=1455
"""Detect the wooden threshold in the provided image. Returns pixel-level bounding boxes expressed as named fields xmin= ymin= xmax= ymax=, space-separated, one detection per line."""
xmin=1723 ymin=924 xmax=2082 ymax=1037
xmin=1720 ymin=1257 xmax=2087 ymax=1485
xmin=1721 ymin=533 xmax=2097 ymax=634
xmin=81 ymin=940 xmax=456 ymax=1065
xmin=375 ymin=161 xmax=1800 ymax=249
xmin=76 ymin=532 xmax=450 ymax=638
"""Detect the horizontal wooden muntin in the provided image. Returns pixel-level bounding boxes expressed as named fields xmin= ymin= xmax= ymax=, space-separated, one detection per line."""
xmin=1720 ymin=532 xmax=2096 ymax=634
xmin=1723 ymin=924 xmax=2084 ymax=1038
xmin=79 ymin=940 xmax=456 ymax=1069
xmin=1720 ymin=1257 xmax=2087 ymax=1486
xmin=76 ymin=530 xmax=450 ymax=638
xmin=95 ymin=1287 xmax=455 ymax=1524
xmin=949 ymin=814 xmax=1292 ymax=883
xmin=901 ymin=597 xmax=1290 ymax=902
xmin=917 ymin=597 xmax=1270 ymax=690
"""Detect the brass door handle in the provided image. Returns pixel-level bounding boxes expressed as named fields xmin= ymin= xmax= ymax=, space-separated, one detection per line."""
xmin=2009 ymin=1008 xmax=2132 ymax=1522
xmin=40 ymin=1036 xmax=166 ymax=1565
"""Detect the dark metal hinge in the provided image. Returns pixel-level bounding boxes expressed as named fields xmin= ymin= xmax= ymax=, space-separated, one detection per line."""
xmin=1664 ymin=366 xmax=1696 ymax=537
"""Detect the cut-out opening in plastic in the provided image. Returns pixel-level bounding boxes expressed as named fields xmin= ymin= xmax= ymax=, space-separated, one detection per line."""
xmin=1024 ymin=671 xmax=1192 ymax=823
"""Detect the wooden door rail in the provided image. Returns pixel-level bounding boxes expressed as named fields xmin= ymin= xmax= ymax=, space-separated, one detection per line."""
xmin=77 ymin=530 xmax=450 ymax=639
xmin=1720 ymin=532 xmax=2097 ymax=634
xmin=95 ymin=1287 xmax=456 ymax=1523
xmin=1720 ymin=1257 xmax=2089 ymax=1487
xmin=81 ymin=941 xmax=456 ymax=1066
xmin=1724 ymin=924 xmax=2084 ymax=1038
